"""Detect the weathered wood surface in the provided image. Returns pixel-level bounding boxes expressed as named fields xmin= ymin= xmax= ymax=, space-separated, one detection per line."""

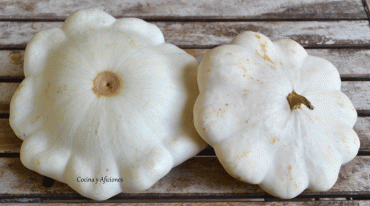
xmin=2 ymin=21 xmax=370 ymax=49
xmin=5 ymin=202 xmax=370 ymax=206
xmin=341 ymin=82 xmax=370 ymax=111
xmin=2 ymin=117 xmax=369 ymax=154
xmin=0 ymin=83 xmax=18 ymax=114
xmin=0 ymin=118 xmax=22 ymax=153
xmin=0 ymin=156 xmax=369 ymax=197
xmin=0 ymin=50 xmax=24 ymax=77
xmin=1 ymin=49 xmax=370 ymax=77
xmin=0 ymin=0 xmax=366 ymax=20
xmin=3 ymin=202 xmax=370 ymax=206
xmin=1 ymin=0 xmax=369 ymax=204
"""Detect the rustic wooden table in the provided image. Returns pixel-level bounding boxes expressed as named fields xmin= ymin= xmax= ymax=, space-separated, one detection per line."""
xmin=1 ymin=0 xmax=370 ymax=205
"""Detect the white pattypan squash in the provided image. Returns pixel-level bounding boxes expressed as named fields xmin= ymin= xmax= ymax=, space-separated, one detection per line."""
xmin=10 ymin=8 xmax=207 ymax=200
xmin=194 ymin=31 xmax=360 ymax=199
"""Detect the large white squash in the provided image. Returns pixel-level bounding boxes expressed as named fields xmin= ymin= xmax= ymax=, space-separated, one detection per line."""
xmin=194 ymin=31 xmax=359 ymax=199
xmin=10 ymin=8 xmax=207 ymax=200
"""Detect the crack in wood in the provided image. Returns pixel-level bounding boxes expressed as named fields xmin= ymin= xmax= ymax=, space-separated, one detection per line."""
xmin=362 ymin=0 xmax=370 ymax=22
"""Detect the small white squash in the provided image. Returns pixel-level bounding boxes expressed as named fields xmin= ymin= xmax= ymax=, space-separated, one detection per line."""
xmin=194 ymin=31 xmax=360 ymax=199
xmin=10 ymin=8 xmax=206 ymax=200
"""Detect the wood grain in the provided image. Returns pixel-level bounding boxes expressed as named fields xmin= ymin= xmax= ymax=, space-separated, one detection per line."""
xmin=0 ymin=118 xmax=22 ymax=153
xmin=3 ymin=202 xmax=370 ymax=205
xmin=1 ymin=21 xmax=370 ymax=49
xmin=0 ymin=83 xmax=18 ymax=114
xmin=2 ymin=49 xmax=370 ymax=77
xmin=0 ymin=50 xmax=24 ymax=77
xmin=0 ymin=157 xmax=369 ymax=198
xmin=2 ymin=116 xmax=370 ymax=154
xmin=185 ymin=49 xmax=370 ymax=76
xmin=341 ymin=82 xmax=370 ymax=111
xmin=1 ymin=0 xmax=369 ymax=204
xmin=0 ymin=0 xmax=366 ymax=20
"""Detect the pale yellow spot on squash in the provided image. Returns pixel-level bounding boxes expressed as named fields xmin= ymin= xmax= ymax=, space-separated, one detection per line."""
xmin=287 ymin=165 xmax=293 ymax=180
xmin=242 ymin=90 xmax=248 ymax=97
xmin=271 ymin=137 xmax=280 ymax=144
xmin=95 ymin=122 xmax=100 ymax=135
xmin=128 ymin=37 xmax=136 ymax=47
xmin=236 ymin=151 xmax=252 ymax=159
xmin=268 ymin=64 xmax=276 ymax=70
xmin=242 ymin=66 xmax=247 ymax=73
xmin=255 ymin=42 xmax=275 ymax=65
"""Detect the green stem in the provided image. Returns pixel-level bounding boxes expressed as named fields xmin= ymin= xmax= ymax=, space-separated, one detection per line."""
xmin=287 ymin=90 xmax=314 ymax=111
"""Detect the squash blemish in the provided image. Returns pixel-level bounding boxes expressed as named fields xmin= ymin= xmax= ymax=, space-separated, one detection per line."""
xmin=255 ymin=42 xmax=275 ymax=65
xmin=271 ymin=137 xmax=279 ymax=144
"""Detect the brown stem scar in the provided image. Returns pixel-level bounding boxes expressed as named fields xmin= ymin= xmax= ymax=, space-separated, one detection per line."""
xmin=93 ymin=71 xmax=121 ymax=97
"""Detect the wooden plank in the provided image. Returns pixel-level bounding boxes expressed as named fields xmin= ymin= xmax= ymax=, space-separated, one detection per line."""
xmin=0 ymin=0 xmax=366 ymax=20
xmin=354 ymin=117 xmax=370 ymax=152
xmin=1 ymin=81 xmax=369 ymax=115
xmin=0 ymin=118 xmax=22 ymax=153
xmin=0 ymin=50 xmax=24 ymax=77
xmin=0 ymin=83 xmax=18 ymax=114
xmin=1 ymin=21 xmax=370 ymax=49
xmin=2 ymin=117 xmax=370 ymax=154
xmin=1 ymin=49 xmax=369 ymax=77
xmin=3 ymin=201 xmax=370 ymax=205
xmin=0 ymin=156 xmax=369 ymax=197
xmin=2 ymin=49 xmax=370 ymax=77
xmin=185 ymin=49 xmax=370 ymax=76
xmin=341 ymin=82 xmax=370 ymax=111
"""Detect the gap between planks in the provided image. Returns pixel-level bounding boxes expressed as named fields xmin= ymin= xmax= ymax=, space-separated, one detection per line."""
xmin=362 ymin=0 xmax=370 ymax=22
